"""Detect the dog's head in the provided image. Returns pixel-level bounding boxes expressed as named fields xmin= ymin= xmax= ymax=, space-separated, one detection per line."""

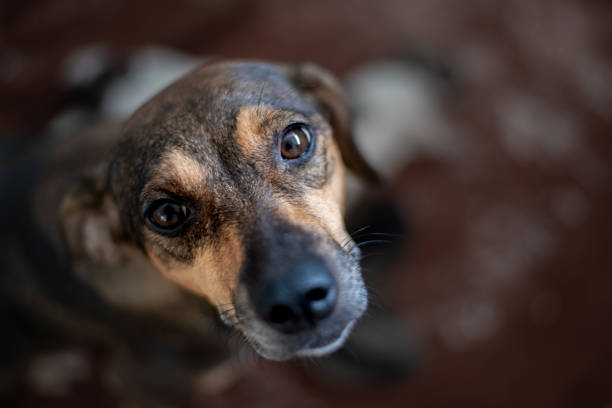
xmin=63 ymin=60 xmax=377 ymax=360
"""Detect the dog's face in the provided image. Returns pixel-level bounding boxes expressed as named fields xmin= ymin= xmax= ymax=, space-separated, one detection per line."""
xmin=105 ymin=60 xmax=375 ymax=360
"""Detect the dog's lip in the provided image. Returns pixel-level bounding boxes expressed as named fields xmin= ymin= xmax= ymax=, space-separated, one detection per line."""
xmin=293 ymin=320 xmax=356 ymax=358
xmin=239 ymin=316 xmax=360 ymax=361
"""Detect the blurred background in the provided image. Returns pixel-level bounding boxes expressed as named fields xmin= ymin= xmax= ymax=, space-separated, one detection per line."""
xmin=2 ymin=0 xmax=612 ymax=406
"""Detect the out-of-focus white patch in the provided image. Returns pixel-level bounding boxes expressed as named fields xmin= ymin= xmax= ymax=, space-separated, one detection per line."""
xmin=61 ymin=43 xmax=113 ymax=88
xmin=345 ymin=60 xmax=458 ymax=179
xmin=497 ymin=92 xmax=581 ymax=161
xmin=60 ymin=44 xmax=203 ymax=127
xmin=101 ymin=47 xmax=203 ymax=120
xmin=47 ymin=107 xmax=96 ymax=138
xmin=437 ymin=300 xmax=499 ymax=351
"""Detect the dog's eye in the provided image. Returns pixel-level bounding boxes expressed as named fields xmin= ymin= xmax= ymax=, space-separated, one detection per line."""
xmin=146 ymin=200 xmax=190 ymax=232
xmin=280 ymin=124 xmax=311 ymax=160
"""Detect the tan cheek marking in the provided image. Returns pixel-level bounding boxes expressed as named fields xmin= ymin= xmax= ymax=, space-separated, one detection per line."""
xmin=277 ymin=142 xmax=350 ymax=246
xmin=327 ymin=141 xmax=346 ymax=215
xmin=145 ymin=226 xmax=244 ymax=307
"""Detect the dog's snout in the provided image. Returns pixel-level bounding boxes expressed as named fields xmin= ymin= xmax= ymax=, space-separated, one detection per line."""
xmin=256 ymin=260 xmax=337 ymax=334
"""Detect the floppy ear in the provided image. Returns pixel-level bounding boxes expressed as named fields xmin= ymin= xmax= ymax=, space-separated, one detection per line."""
xmin=286 ymin=63 xmax=380 ymax=184
xmin=60 ymin=163 xmax=125 ymax=265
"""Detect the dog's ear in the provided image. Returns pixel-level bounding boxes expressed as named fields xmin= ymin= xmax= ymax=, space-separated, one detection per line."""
xmin=286 ymin=63 xmax=380 ymax=184
xmin=60 ymin=164 xmax=125 ymax=265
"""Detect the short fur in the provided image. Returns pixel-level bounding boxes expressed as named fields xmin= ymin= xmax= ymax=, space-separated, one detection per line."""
xmin=0 ymin=60 xmax=377 ymax=397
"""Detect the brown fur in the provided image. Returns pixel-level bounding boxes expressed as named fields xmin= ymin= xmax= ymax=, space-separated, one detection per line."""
xmin=1 ymin=60 xmax=376 ymax=398
xmin=101 ymin=60 xmax=374 ymax=361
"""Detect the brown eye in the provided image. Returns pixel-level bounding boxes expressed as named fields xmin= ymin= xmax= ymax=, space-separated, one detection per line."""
xmin=280 ymin=125 xmax=312 ymax=160
xmin=146 ymin=200 xmax=190 ymax=232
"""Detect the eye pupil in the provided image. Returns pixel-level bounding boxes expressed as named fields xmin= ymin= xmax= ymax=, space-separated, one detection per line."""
xmin=283 ymin=133 xmax=300 ymax=153
xmin=280 ymin=125 xmax=311 ymax=160
xmin=149 ymin=201 xmax=188 ymax=230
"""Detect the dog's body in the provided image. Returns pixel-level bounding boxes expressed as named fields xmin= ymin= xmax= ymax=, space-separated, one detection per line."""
xmin=1 ymin=60 xmax=376 ymax=397
xmin=2 ymin=122 xmax=228 ymax=398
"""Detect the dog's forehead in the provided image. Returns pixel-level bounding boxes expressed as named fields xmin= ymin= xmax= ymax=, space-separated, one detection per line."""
xmin=193 ymin=62 xmax=298 ymax=102
xmin=122 ymin=61 xmax=316 ymax=151
xmin=113 ymin=60 xmax=328 ymax=242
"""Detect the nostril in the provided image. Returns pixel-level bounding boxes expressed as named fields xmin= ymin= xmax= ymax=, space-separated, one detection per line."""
xmin=268 ymin=304 xmax=295 ymax=325
xmin=267 ymin=304 xmax=302 ymax=334
xmin=303 ymin=284 xmax=336 ymax=322
xmin=305 ymin=287 xmax=328 ymax=301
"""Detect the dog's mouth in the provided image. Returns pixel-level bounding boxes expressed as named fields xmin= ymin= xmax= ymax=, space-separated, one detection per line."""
xmin=293 ymin=319 xmax=357 ymax=357
xmin=219 ymin=228 xmax=368 ymax=360
xmin=234 ymin=311 xmax=362 ymax=361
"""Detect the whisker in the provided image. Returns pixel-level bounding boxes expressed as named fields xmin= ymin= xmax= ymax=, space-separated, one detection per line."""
xmin=356 ymin=239 xmax=393 ymax=247
xmin=350 ymin=225 xmax=371 ymax=236
xmin=357 ymin=232 xmax=402 ymax=238
xmin=358 ymin=252 xmax=386 ymax=262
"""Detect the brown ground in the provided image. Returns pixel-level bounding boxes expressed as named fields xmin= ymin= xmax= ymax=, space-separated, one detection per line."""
xmin=2 ymin=0 xmax=612 ymax=406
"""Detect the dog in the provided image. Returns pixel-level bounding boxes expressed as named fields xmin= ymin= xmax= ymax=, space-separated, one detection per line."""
xmin=0 ymin=59 xmax=378 ymax=398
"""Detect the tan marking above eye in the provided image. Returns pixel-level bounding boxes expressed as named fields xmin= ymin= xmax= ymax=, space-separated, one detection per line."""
xmin=235 ymin=106 xmax=318 ymax=160
xmin=143 ymin=150 xmax=209 ymax=201
xmin=235 ymin=106 xmax=266 ymax=155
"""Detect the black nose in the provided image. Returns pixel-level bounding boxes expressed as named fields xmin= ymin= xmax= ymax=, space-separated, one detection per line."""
xmin=256 ymin=260 xmax=337 ymax=334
